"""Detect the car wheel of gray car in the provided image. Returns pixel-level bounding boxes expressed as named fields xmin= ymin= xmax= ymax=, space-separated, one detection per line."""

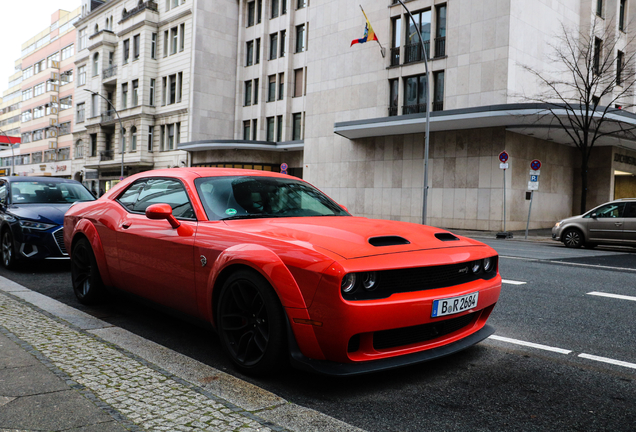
xmin=71 ymin=238 xmax=104 ymax=305
xmin=1 ymin=230 xmax=17 ymax=269
xmin=563 ymin=229 xmax=584 ymax=248
xmin=217 ymin=269 xmax=286 ymax=376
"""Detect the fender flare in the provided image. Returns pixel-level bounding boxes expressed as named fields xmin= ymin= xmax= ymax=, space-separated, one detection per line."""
xmin=204 ymin=243 xmax=308 ymax=323
xmin=71 ymin=220 xmax=114 ymax=286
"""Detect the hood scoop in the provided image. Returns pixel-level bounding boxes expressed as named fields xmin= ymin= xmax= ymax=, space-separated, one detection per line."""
xmin=368 ymin=236 xmax=411 ymax=247
xmin=435 ymin=232 xmax=460 ymax=241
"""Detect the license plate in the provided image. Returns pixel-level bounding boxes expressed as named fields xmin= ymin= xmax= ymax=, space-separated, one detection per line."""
xmin=431 ymin=292 xmax=479 ymax=318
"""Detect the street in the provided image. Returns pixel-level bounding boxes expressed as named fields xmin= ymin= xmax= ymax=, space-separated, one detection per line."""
xmin=1 ymin=238 xmax=634 ymax=432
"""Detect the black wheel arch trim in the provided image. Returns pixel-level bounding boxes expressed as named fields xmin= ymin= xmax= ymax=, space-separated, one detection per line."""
xmin=285 ymin=318 xmax=495 ymax=376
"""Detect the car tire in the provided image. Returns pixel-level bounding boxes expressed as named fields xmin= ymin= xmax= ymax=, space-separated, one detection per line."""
xmin=562 ymin=229 xmax=584 ymax=248
xmin=216 ymin=269 xmax=287 ymax=376
xmin=1 ymin=229 xmax=17 ymax=269
xmin=71 ymin=237 xmax=104 ymax=305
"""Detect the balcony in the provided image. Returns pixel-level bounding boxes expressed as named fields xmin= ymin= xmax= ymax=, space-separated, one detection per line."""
xmin=103 ymin=65 xmax=118 ymax=81
xmin=403 ymin=41 xmax=430 ymax=64
xmin=388 ymin=106 xmax=398 ymax=117
xmin=101 ymin=110 xmax=116 ymax=123
xmin=87 ymin=30 xmax=118 ymax=51
xmin=120 ymin=1 xmax=158 ymax=24
xmin=402 ymin=103 xmax=427 ymax=115
xmin=432 ymin=101 xmax=443 ymax=112
xmin=434 ymin=37 xmax=446 ymax=58
xmin=100 ymin=150 xmax=114 ymax=161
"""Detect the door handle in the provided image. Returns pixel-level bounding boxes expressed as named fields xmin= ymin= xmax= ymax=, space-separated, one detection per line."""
xmin=615 ymin=222 xmax=623 ymax=227
xmin=121 ymin=221 xmax=132 ymax=229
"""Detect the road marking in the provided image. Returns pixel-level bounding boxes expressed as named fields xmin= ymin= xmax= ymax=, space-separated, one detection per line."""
xmin=500 ymin=256 xmax=636 ymax=272
xmin=587 ymin=291 xmax=636 ymax=302
xmin=579 ymin=354 xmax=636 ymax=370
xmin=502 ymin=279 xmax=526 ymax=285
xmin=488 ymin=335 xmax=572 ymax=354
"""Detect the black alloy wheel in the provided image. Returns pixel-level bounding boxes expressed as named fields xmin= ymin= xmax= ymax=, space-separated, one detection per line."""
xmin=217 ymin=269 xmax=286 ymax=375
xmin=563 ymin=229 xmax=584 ymax=248
xmin=2 ymin=229 xmax=16 ymax=269
xmin=71 ymin=237 xmax=104 ymax=305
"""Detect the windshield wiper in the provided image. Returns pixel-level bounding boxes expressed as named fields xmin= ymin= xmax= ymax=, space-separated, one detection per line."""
xmin=220 ymin=214 xmax=284 ymax=221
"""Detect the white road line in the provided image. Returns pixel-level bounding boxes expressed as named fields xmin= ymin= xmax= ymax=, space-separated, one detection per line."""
xmin=578 ymin=354 xmax=636 ymax=370
xmin=500 ymin=255 xmax=636 ymax=272
xmin=502 ymin=279 xmax=527 ymax=285
xmin=587 ymin=291 xmax=636 ymax=302
xmin=488 ymin=335 xmax=572 ymax=354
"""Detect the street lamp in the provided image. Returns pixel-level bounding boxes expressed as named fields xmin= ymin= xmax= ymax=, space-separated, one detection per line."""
xmin=84 ymin=89 xmax=125 ymax=180
xmin=0 ymin=127 xmax=16 ymax=176
xmin=396 ymin=0 xmax=431 ymax=225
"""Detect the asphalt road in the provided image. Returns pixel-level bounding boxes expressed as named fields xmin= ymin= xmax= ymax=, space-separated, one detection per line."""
xmin=2 ymin=239 xmax=635 ymax=432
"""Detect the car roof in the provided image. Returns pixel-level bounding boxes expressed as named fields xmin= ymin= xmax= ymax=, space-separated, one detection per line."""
xmin=1 ymin=176 xmax=80 ymax=183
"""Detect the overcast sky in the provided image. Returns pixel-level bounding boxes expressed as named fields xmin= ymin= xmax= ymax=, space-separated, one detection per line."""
xmin=0 ymin=0 xmax=82 ymax=98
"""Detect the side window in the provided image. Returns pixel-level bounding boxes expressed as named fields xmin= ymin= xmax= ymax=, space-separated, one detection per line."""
xmin=624 ymin=202 xmax=636 ymax=218
xmin=0 ymin=181 xmax=7 ymax=205
xmin=595 ymin=203 xmax=626 ymax=218
xmin=117 ymin=180 xmax=147 ymax=211
xmin=131 ymin=178 xmax=195 ymax=219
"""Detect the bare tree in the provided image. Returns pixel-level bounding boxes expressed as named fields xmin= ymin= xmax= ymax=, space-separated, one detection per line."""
xmin=520 ymin=18 xmax=636 ymax=213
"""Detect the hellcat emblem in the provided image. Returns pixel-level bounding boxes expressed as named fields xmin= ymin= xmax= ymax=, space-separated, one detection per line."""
xmin=200 ymin=255 xmax=207 ymax=267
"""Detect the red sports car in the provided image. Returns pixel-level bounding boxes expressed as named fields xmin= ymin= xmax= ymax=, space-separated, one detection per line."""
xmin=64 ymin=168 xmax=501 ymax=375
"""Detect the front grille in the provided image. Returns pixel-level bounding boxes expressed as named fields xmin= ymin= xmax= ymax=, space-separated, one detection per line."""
xmin=53 ymin=228 xmax=67 ymax=255
xmin=373 ymin=313 xmax=475 ymax=350
xmin=342 ymin=257 xmax=498 ymax=301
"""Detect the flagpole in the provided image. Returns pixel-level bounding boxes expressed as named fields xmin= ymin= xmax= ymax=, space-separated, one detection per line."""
xmin=396 ymin=0 xmax=430 ymax=225
xmin=359 ymin=5 xmax=386 ymax=57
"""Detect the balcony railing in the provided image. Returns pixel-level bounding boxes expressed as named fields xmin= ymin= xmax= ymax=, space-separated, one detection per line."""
xmin=390 ymin=47 xmax=400 ymax=66
xmin=103 ymin=65 xmax=117 ymax=79
xmin=120 ymin=1 xmax=158 ymax=23
xmin=100 ymin=150 xmax=114 ymax=161
xmin=434 ymin=37 xmax=446 ymax=58
xmin=388 ymin=106 xmax=398 ymax=117
xmin=403 ymin=40 xmax=430 ymax=64
xmin=101 ymin=110 xmax=116 ymax=123
xmin=402 ymin=103 xmax=427 ymax=115
xmin=432 ymin=101 xmax=443 ymax=112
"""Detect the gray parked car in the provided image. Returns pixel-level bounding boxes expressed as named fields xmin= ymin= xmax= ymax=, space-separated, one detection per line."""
xmin=552 ymin=198 xmax=636 ymax=248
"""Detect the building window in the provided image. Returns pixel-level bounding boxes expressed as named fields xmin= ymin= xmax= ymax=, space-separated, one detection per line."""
xmin=61 ymin=69 xmax=73 ymax=84
xmin=292 ymin=113 xmax=302 ymax=140
xmin=268 ymin=75 xmax=276 ymax=102
xmin=278 ymin=73 xmax=284 ymax=100
xmin=295 ymin=24 xmax=305 ymax=53
xmin=389 ymin=78 xmax=398 ymax=116
xmin=169 ymin=74 xmax=177 ymax=104
xmin=245 ymin=80 xmax=252 ymax=106
xmin=21 ymin=89 xmax=32 ymax=101
xmin=271 ymin=0 xmax=279 ymax=18
xmin=404 ymin=73 xmax=427 ymax=114
xmin=257 ymin=0 xmax=262 ymax=23
xmin=149 ymin=78 xmax=156 ymax=105
xmin=59 ymin=122 xmax=71 ymax=136
xmin=391 ymin=17 xmax=401 ymax=66
xmin=293 ymin=68 xmax=303 ymax=97
xmin=47 ymin=52 xmax=60 ymax=68
xmin=163 ymin=30 xmax=169 ymax=56
xmin=123 ymin=39 xmax=130 ymax=63
xmin=297 ymin=0 xmax=306 ymax=9
xmin=617 ymin=50 xmax=624 ymax=85
xmin=23 ymin=66 xmax=33 ymax=79
xmin=435 ymin=4 xmax=447 ymax=58
xmin=180 ymin=23 xmax=185 ymax=51
xmin=151 ymin=33 xmax=157 ymax=59
xmin=148 ymin=126 xmax=154 ymax=152
xmin=121 ymin=128 xmax=126 ymax=153
xmin=21 ymin=110 xmax=32 ymax=122
xmin=61 ymin=44 xmax=74 ymax=60
xmin=405 ymin=10 xmax=430 ymax=63
xmin=122 ymin=83 xmax=128 ymax=109
xmin=252 ymin=119 xmax=258 ymax=140
xmin=266 ymin=117 xmax=275 ymax=141
xmin=77 ymin=103 xmax=85 ymax=123
xmin=270 ymin=33 xmax=278 ymax=60
xmin=79 ymin=28 xmax=87 ymax=50
xmin=276 ymin=115 xmax=283 ymax=141
xmin=594 ymin=37 xmax=602 ymax=74
xmin=254 ymin=78 xmax=259 ymax=104
xmin=247 ymin=1 xmax=255 ymax=26
xmin=178 ymin=71 xmax=183 ymax=102
xmin=243 ymin=120 xmax=251 ymax=140
xmin=171 ymin=27 xmax=178 ymax=54
xmin=131 ymin=126 xmax=137 ymax=151
xmin=90 ymin=134 xmax=97 ymax=156
xmin=433 ymin=71 xmax=444 ymax=111
xmin=133 ymin=34 xmax=140 ymax=60
xmin=93 ymin=53 xmax=99 ymax=76
xmin=78 ymin=65 xmax=86 ymax=85
xmin=246 ymin=40 xmax=254 ymax=66
xmin=162 ymin=77 xmax=167 ymax=105
xmin=75 ymin=140 xmax=84 ymax=158
xmin=34 ymin=83 xmax=45 ymax=97
xmin=282 ymin=0 xmax=287 ymax=14
xmin=34 ymin=59 xmax=45 ymax=74
xmin=280 ymin=30 xmax=286 ymax=57
xmin=619 ymin=0 xmax=627 ymax=31
xmin=92 ymin=94 xmax=99 ymax=117
xmin=132 ymin=79 xmax=139 ymax=106
xmin=60 ymin=95 xmax=73 ymax=110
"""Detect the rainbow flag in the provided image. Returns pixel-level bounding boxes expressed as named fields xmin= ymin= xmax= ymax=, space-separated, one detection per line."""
xmin=351 ymin=10 xmax=378 ymax=46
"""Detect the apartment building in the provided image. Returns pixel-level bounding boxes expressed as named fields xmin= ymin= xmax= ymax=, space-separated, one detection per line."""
xmin=0 ymin=67 xmax=23 ymax=175
xmin=301 ymin=0 xmax=636 ymax=230
xmin=16 ymin=9 xmax=80 ymax=178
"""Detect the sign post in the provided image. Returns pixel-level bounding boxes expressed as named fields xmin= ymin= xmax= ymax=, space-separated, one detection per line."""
xmin=496 ymin=151 xmax=513 ymax=239
xmin=525 ymin=159 xmax=541 ymax=239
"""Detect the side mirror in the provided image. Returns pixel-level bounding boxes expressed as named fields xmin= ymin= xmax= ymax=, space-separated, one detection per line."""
xmin=145 ymin=203 xmax=181 ymax=228
xmin=339 ymin=203 xmax=349 ymax=213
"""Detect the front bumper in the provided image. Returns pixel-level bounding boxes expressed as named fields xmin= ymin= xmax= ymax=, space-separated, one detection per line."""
xmin=551 ymin=226 xmax=561 ymax=241
xmin=13 ymin=226 xmax=68 ymax=260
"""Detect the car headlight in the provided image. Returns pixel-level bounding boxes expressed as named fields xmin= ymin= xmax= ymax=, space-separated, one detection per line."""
xmin=19 ymin=220 xmax=56 ymax=230
xmin=483 ymin=257 xmax=492 ymax=272
xmin=471 ymin=261 xmax=481 ymax=273
xmin=554 ymin=221 xmax=562 ymax=228
xmin=341 ymin=274 xmax=357 ymax=293
xmin=362 ymin=272 xmax=377 ymax=290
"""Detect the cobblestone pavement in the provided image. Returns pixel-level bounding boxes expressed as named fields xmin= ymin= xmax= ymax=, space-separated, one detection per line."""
xmin=0 ymin=290 xmax=282 ymax=432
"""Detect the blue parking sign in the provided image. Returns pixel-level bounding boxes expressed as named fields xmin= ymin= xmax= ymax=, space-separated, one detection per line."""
xmin=530 ymin=175 xmax=538 ymax=182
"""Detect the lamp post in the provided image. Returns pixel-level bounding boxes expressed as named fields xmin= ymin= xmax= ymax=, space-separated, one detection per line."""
xmin=84 ymin=89 xmax=125 ymax=180
xmin=396 ymin=0 xmax=431 ymax=225
xmin=0 ymin=127 xmax=16 ymax=176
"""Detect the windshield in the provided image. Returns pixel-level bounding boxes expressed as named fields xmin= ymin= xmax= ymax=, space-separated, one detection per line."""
xmin=195 ymin=176 xmax=350 ymax=220
xmin=11 ymin=181 xmax=95 ymax=204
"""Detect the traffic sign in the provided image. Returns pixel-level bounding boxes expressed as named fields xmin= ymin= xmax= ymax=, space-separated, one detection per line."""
xmin=500 ymin=163 xmax=509 ymax=170
xmin=529 ymin=170 xmax=540 ymax=176
xmin=530 ymin=175 xmax=538 ymax=182
xmin=530 ymin=159 xmax=541 ymax=171
xmin=528 ymin=181 xmax=539 ymax=190
xmin=499 ymin=151 xmax=509 ymax=163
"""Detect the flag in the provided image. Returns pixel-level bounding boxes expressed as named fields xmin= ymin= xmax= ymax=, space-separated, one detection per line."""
xmin=351 ymin=10 xmax=378 ymax=47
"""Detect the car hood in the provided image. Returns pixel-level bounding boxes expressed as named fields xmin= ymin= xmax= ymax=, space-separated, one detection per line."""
xmin=224 ymin=216 xmax=485 ymax=259
xmin=8 ymin=203 xmax=71 ymax=225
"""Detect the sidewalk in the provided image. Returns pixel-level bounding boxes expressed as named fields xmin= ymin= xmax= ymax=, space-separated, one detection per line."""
xmin=444 ymin=227 xmax=555 ymax=242
xmin=0 ymin=277 xmax=365 ymax=432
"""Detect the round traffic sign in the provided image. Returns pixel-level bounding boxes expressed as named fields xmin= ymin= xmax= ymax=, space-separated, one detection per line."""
xmin=499 ymin=151 xmax=509 ymax=163
xmin=280 ymin=163 xmax=288 ymax=171
xmin=530 ymin=159 xmax=542 ymax=171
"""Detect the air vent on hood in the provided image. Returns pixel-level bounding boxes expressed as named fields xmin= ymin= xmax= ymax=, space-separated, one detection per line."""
xmin=435 ymin=233 xmax=460 ymax=241
xmin=368 ymin=236 xmax=411 ymax=247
